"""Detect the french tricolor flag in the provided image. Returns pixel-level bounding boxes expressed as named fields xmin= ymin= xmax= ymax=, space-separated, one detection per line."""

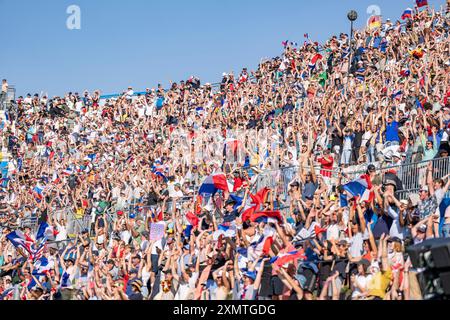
xmin=52 ymin=171 xmax=61 ymax=184
xmin=249 ymin=227 xmax=275 ymax=257
xmin=309 ymin=53 xmax=323 ymax=69
xmin=402 ymin=8 xmax=413 ymax=20
xmin=270 ymin=250 xmax=306 ymax=268
xmin=294 ymin=222 xmax=327 ymax=241
xmin=249 ymin=187 xmax=271 ymax=208
xmin=36 ymin=222 xmax=54 ymax=242
xmin=240 ymin=187 xmax=271 ymax=222
xmin=198 ymin=173 xmax=233 ymax=195
xmin=250 ymin=211 xmax=283 ymax=224
xmin=1 ymin=288 xmax=14 ymax=300
xmin=342 ymin=174 xmax=374 ymax=204
xmin=154 ymin=171 xmax=168 ymax=182
xmin=400 ymin=69 xmax=411 ymax=77
xmin=229 ymin=194 xmax=257 ymax=222
xmin=213 ymin=224 xmax=237 ymax=240
xmin=391 ymin=90 xmax=403 ymax=100
xmin=6 ymin=230 xmax=36 ymax=258
xmin=151 ymin=207 xmax=164 ymax=221
xmin=33 ymin=257 xmax=53 ymax=276
xmin=62 ymin=166 xmax=74 ymax=176
xmin=186 ymin=211 xmax=200 ymax=228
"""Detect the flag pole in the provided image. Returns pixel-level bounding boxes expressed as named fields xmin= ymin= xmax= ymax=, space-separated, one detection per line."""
xmin=347 ymin=10 xmax=358 ymax=75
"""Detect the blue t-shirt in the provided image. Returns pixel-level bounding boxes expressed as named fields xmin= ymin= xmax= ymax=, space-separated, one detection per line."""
xmin=283 ymin=104 xmax=294 ymax=112
xmin=385 ymin=121 xmax=400 ymax=142
xmin=156 ymin=97 xmax=164 ymax=109
xmin=372 ymin=215 xmax=393 ymax=240
xmin=356 ymin=67 xmax=366 ymax=81
xmin=363 ymin=208 xmax=378 ymax=229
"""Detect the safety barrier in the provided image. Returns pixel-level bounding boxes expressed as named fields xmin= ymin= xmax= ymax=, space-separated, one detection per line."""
xmin=99 ymin=76 xmax=259 ymax=100
xmin=20 ymin=216 xmax=39 ymax=230
xmin=0 ymin=86 xmax=16 ymax=111
xmin=343 ymin=157 xmax=450 ymax=190
xmin=253 ymin=157 xmax=450 ymax=204
xmin=10 ymin=156 xmax=449 ymax=238
xmin=66 ymin=209 xmax=90 ymax=236
xmin=254 ymin=166 xmax=339 ymax=199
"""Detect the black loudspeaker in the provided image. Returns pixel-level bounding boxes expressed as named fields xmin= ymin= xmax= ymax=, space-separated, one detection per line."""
xmin=441 ymin=272 xmax=450 ymax=296
xmin=407 ymin=238 xmax=450 ymax=270
xmin=431 ymin=244 xmax=450 ymax=269
xmin=406 ymin=238 xmax=450 ymax=299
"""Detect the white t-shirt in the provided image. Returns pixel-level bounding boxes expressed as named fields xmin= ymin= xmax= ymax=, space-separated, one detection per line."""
xmin=1 ymin=82 xmax=8 ymax=93
xmin=349 ymin=233 xmax=364 ymax=258
xmin=174 ymin=274 xmax=198 ymax=300
xmin=55 ymin=223 xmax=68 ymax=242
xmin=137 ymin=104 xmax=145 ymax=118
xmin=151 ymin=238 xmax=165 ymax=255
xmin=434 ymin=188 xmax=446 ymax=211
xmin=75 ymin=101 xmax=84 ymax=112
xmin=170 ymin=189 xmax=184 ymax=199
xmin=343 ymin=136 xmax=353 ymax=151
xmin=326 ymin=224 xmax=340 ymax=241
xmin=120 ymin=230 xmax=132 ymax=244
xmin=352 ymin=274 xmax=367 ymax=299
xmin=387 ymin=206 xmax=404 ymax=240
xmin=361 ymin=131 xmax=372 ymax=147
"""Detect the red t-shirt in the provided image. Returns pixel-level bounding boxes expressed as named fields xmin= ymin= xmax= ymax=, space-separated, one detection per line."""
xmin=233 ymin=177 xmax=244 ymax=192
xmin=317 ymin=156 xmax=334 ymax=177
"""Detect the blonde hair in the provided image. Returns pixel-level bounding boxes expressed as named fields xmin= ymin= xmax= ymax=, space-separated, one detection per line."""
xmin=393 ymin=242 xmax=403 ymax=253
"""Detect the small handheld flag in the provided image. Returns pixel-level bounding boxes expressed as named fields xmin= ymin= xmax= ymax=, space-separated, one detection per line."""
xmin=416 ymin=0 xmax=428 ymax=8
xmin=308 ymin=53 xmax=323 ymax=69
xmin=368 ymin=15 xmax=382 ymax=30
xmin=400 ymin=69 xmax=411 ymax=77
xmin=401 ymin=8 xmax=413 ymax=20
xmin=341 ymin=174 xmax=374 ymax=205
xmin=198 ymin=173 xmax=233 ymax=195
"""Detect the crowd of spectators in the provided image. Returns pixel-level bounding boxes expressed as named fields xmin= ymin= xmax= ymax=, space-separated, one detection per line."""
xmin=0 ymin=4 xmax=449 ymax=300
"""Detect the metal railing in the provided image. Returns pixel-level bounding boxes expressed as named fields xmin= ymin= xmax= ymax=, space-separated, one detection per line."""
xmin=253 ymin=157 xmax=450 ymax=203
xmin=0 ymin=86 xmax=16 ymax=111
xmin=20 ymin=216 xmax=39 ymax=230
xmin=66 ymin=209 xmax=90 ymax=236
xmin=344 ymin=157 xmax=450 ymax=191
xmin=11 ymin=156 xmax=449 ymax=239
xmin=254 ymin=166 xmax=338 ymax=198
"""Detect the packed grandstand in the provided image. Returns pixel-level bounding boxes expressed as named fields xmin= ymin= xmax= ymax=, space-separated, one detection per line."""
xmin=0 ymin=3 xmax=449 ymax=300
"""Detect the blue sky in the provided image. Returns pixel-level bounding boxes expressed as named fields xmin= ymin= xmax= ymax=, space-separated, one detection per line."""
xmin=0 ymin=0 xmax=447 ymax=97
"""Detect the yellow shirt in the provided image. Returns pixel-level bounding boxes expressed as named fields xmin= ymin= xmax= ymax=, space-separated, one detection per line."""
xmin=75 ymin=208 xmax=85 ymax=219
xmin=367 ymin=268 xmax=392 ymax=299
xmin=250 ymin=154 xmax=260 ymax=167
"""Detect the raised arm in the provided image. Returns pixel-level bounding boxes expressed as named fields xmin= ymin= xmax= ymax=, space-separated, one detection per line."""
xmin=356 ymin=203 xmax=366 ymax=234
xmin=253 ymin=258 xmax=268 ymax=291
